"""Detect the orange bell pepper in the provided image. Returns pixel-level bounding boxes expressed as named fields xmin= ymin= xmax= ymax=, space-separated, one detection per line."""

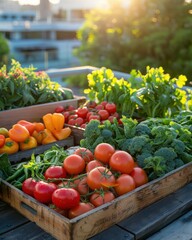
xmin=33 ymin=122 xmax=45 ymax=132
xmin=0 ymin=137 xmax=19 ymax=154
xmin=19 ymin=136 xmax=38 ymax=151
xmin=0 ymin=134 xmax=5 ymax=148
xmin=42 ymin=113 xmax=65 ymax=132
xmin=9 ymin=124 xmax=30 ymax=142
xmin=32 ymin=130 xmax=45 ymax=145
xmin=52 ymin=127 xmax=72 ymax=140
xmin=42 ymin=113 xmax=55 ymax=132
xmin=17 ymin=120 xmax=35 ymax=135
xmin=52 ymin=113 xmax=65 ymax=131
xmin=41 ymin=129 xmax=57 ymax=145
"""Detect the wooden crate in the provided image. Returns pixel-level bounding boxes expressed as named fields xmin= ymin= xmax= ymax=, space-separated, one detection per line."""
xmin=8 ymin=136 xmax=75 ymax=164
xmin=0 ymin=162 xmax=191 ymax=240
xmin=0 ymin=96 xmax=86 ymax=129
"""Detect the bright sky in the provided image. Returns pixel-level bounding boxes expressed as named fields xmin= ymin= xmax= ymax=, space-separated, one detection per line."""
xmin=12 ymin=0 xmax=60 ymax=5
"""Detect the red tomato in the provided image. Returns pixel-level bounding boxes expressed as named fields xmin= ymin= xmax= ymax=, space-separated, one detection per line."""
xmin=90 ymin=191 xmax=115 ymax=207
xmin=63 ymin=154 xmax=85 ymax=175
xmin=86 ymin=101 xmax=97 ymax=109
xmin=88 ymin=114 xmax=101 ymax=122
xmin=74 ymin=117 xmax=84 ymax=127
xmin=74 ymin=176 xmax=89 ymax=195
xmin=130 ymin=167 xmax=149 ymax=187
xmin=63 ymin=111 xmax=70 ymax=122
xmin=109 ymin=150 xmax=134 ymax=174
xmin=68 ymin=114 xmax=78 ymax=120
xmin=98 ymin=109 xmax=110 ymax=120
xmin=55 ymin=105 xmax=65 ymax=113
xmin=86 ymin=160 xmax=104 ymax=172
xmin=95 ymin=104 xmax=104 ymax=110
xmin=100 ymin=101 xmax=108 ymax=107
xmin=74 ymin=147 xmax=94 ymax=163
xmin=52 ymin=188 xmax=80 ymax=209
xmin=68 ymin=202 xmax=95 ymax=219
xmin=77 ymin=107 xmax=88 ymax=119
xmin=34 ymin=181 xmax=57 ymax=204
xmin=65 ymin=105 xmax=75 ymax=111
xmin=105 ymin=102 xmax=116 ymax=114
xmin=94 ymin=143 xmax=115 ymax=164
xmin=87 ymin=166 xmax=116 ymax=190
xmin=114 ymin=174 xmax=136 ymax=196
xmin=22 ymin=178 xmax=37 ymax=197
xmin=68 ymin=118 xmax=76 ymax=125
xmin=44 ymin=166 xmax=67 ymax=183
xmin=80 ymin=123 xmax=87 ymax=129
xmin=107 ymin=116 xmax=116 ymax=123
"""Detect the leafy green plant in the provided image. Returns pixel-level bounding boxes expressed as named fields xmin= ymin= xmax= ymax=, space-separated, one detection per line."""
xmin=84 ymin=67 xmax=192 ymax=119
xmin=0 ymin=60 xmax=74 ymax=110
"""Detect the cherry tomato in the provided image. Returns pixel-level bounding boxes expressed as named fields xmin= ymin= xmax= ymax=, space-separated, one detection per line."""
xmin=34 ymin=181 xmax=57 ymax=204
xmin=44 ymin=166 xmax=67 ymax=183
xmin=22 ymin=178 xmax=38 ymax=197
xmin=74 ymin=117 xmax=84 ymax=127
xmin=86 ymin=100 xmax=97 ymax=109
xmin=105 ymin=102 xmax=116 ymax=114
xmin=109 ymin=150 xmax=134 ymax=174
xmin=130 ymin=167 xmax=149 ymax=187
xmin=86 ymin=160 xmax=104 ymax=172
xmin=65 ymin=105 xmax=75 ymax=111
xmin=87 ymin=166 xmax=116 ymax=190
xmin=68 ymin=114 xmax=78 ymax=120
xmin=68 ymin=202 xmax=95 ymax=219
xmin=63 ymin=111 xmax=70 ymax=122
xmin=95 ymin=104 xmax=104 ymax=110
xmin=68 ymin=118 xmax=76 ymax=125
xmin=90 ymin=191 xmax=115 ymax=207
xmin=77 ymin=107 xmax=88 ymax=119
xmin=98 ymin=109 xmax=110 ymax=120
xmin=55 ymin=105 xmax=65 ymax=113
xmin=88 ymin=114 xmax=101 ymax=122
xmin=94 ymin=143 xmax=115 ymax=164
xmin=63 ymin=154 xmax=85 ymax=175
xmin=114 ymin=174 xmax=136 ymax=196
xmin=74 ymin=147 xmax=94 ymax=163
xmin=52 ymin=188 xmax=80 ymax=209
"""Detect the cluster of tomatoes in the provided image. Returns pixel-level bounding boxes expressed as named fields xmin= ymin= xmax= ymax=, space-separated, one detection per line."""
xmin=54 ymin=101 xmax=120 ymax=128
xmin=22 ymin=143 xmax=148 ymax=219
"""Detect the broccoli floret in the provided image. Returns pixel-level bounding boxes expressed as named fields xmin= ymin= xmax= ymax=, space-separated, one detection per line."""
xmin=135 ymin=123 xmax=151 ymax=136
xmin=126 ymin=136 xmax=149 ymax=155
xmin=182 ymin=152 xmax=192 ymax=163
xmin=143 ymin=156 xmax=167 ymax=180
xmin=171 ymin=139 xmax=185 ymax=155
xmin=83 ymin=120 xmax=101 ymax=144
xmin=136 ymin=152 xmax=152 ymax=168
xmin=154 ymin=147 xmax=177 ymax=162
xmin=174 ymin=158 xmax=184 ymax=168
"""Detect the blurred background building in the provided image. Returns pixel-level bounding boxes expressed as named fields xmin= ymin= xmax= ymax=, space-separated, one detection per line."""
xmin=0 ymin=0 xmax=129 ymax=70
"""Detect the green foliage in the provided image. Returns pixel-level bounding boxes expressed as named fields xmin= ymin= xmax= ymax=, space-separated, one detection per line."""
xmin=0 ymin=60 xmax=74 ymax=110
xmin=75 ymin=0 xmax=192 ymax=85
xmin=84 ymin=67 xmax=192 ymax=118
xmin=0 ymin=33 xmax=9 ymax=67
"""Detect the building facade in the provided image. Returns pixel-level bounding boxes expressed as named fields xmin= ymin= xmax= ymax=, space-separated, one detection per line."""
xmin=0 ymin=0 xmax=129 ymax=70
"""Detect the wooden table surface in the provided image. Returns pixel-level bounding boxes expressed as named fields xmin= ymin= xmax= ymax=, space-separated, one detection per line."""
xmin=0 ymin=183 xmax=192 ymax=240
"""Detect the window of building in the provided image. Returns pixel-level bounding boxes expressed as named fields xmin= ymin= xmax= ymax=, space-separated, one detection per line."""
xmin=56 ymin=31 xmax=77 ymax=40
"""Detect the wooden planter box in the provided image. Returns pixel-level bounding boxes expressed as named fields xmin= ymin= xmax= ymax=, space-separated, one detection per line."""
xmin=0 ymin=162 xmax=191 ymax=240
xmin=0 ymin=96 xmax=86 ymax=129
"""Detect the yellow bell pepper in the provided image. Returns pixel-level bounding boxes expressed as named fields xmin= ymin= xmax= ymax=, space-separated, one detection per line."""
xmin=0 ymin=138 xmax=19 ymax=154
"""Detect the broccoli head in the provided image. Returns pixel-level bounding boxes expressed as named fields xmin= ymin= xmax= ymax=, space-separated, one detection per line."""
xmin=154 ymin=147 xmax=177 ymax=162
xmin=135 ymin=123 xmax=151 ymax=136
xmin=126 ymin=135 xmax=150 ymax=155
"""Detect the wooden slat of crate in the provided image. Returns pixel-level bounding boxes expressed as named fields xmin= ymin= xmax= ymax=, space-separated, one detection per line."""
xmin=0 ymin=162 xmax=191 ymax=240
xmin=8 ymin=136 xmax=74 ymax=164
xmin=117 ymin=183 xmax=192 ymax=239
xmin=0 ymin=96 xmax=86 ymax=129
